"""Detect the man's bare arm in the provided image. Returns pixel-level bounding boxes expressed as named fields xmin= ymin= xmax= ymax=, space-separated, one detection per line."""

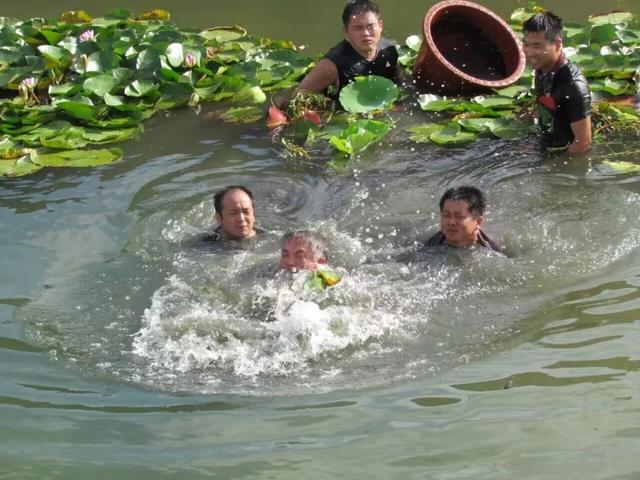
xmin=272 ymin=59 xmax=338 ymax=109
xmin=567 ymin=116 xmax=592 ymax=154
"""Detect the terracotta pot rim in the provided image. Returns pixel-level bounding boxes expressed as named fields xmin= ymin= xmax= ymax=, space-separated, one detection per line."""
xmin=422 ymin=0 xmax=526 ymax=88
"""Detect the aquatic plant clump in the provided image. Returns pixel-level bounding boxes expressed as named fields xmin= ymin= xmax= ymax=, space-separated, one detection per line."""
xmin=0 ymin=9 xmax=315 ymax=176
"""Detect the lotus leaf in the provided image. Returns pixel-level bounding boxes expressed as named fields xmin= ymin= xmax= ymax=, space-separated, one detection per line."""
xmin=588 ymin=11 xmax=633 ymax=26
xmin=408 ymin=123 xmax=444 ymax=143
xmin=590 ymin=77 xmax=636 ymax=95
xmin=0 ymin=154 xmax=42 ymax=177
xmin=155 ymin=82 xmax=193 ymax=109
xmin=136 ymin=48 xmax=162 ymax=75
xmin=473 ymin=96 xmax=516 ymax=109
xmin=201 ymin=26 xmax=247 ymax=43
xmin=103 ymin=93 xmax=125 ymax=106
xmin=486 ymin=118 xmax=530 ymax=139
xmin=220 ymin=106 xmax=263 ymax=123
xmin=31 ymin=148 xmax=122 ymax=167
xmin=37 ymin=45 xmax=72 ymax=68
xmin=81 ymin=127 xmax=138 ymax=144
xmin=83 ymin=75 xmax=119 ymax=97
xmin=0 ymin=66 xmax=35 ymax=88
xmin=457 ymin=118 xmax=495 ymax=134
xmin=40 ymin=28 xmax=67 ymax=46
xmin=493 ymin=85 xmax=529 ymax=98
xmin=54 ymin=99 xmax=100 ymax=120
xmin=0 ymin=47 xmax=22 ymax=65
xmin=590 ymin=24 xmax=619 ymax=44
xmin=125 ymin=80 xmax=158 ymax=98
xmin=329 ymin=119 xmax=392 ymax=156
xmin=339 ymin=75 xmax=398 ymax=113
xmin=429 ymin=123 xmax=476 ymax=146
xmin=232 ymin=85 xmax=267 ymax=104
xmin=40 ymin=130 xmax=88 ymax=149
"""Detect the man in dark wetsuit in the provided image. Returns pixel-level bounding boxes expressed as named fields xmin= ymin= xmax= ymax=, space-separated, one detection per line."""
xmin=274 ymin=0 xmax=398 ymax=107
xmin=425 ymin=186 xmax=504 ymax=254
xmin=200 ymin=185 xmax=263 ymax=243
xmin=523 ymin=11 xmax=592 ymax=155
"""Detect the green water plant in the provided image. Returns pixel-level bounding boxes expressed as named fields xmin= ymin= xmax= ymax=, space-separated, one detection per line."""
xmin=0 ymin=9 xmax=315 ymax=177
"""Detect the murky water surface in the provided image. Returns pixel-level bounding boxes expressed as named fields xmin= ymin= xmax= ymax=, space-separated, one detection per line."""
xmin=2 ymin=1 xmax=640 ymax=478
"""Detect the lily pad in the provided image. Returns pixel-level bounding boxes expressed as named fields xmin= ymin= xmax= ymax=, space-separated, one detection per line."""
xmin=339 ymin=75 xmax=398 ymax=113
xmin=200 ymin=26 xmax=247 ymax=43
xmin=37 ymin=45 xmax=72 ymax=68
xmin=429 ymin=123 xmax=476 ymax=146
xmin=232 ymin=85 xmax=266 ymax=104
xmin=83 ymin=75 xmax=119 ymax=97
xmin=31 ymin=148 xmax=122 ymax=167
xmin=329 ymin=118 xmax=392 ymax=156
xmin=408 ymin=123 xmax=444 ymax=142
xmin=0 ymin=155 xmax=42 ymax=177
xmin=588 ymin=11 xmax=634 ymax=26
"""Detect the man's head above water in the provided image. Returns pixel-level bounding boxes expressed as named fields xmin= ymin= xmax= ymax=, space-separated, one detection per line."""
xmin=213 ymin=185 xmax=256 ymax=240
xmin=280 ymin=230 xmax=328 ymax=271
xmin=437 ymin=186 xmax=486 ymax=248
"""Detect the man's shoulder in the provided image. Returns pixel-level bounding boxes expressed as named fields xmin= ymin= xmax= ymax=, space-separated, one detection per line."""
xmin=477 ymin=228 xmax=505 ymax=254
xmin=425 ymin=231 xmax=446 ymax=246
xmin=555 ymin=61 xmax=589 ymax=89
xmin=325 ymin=40 xmax=353 ymax=61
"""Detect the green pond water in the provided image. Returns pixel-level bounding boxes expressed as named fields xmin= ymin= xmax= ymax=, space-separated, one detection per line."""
xmin=2 ymin=1 xmax=640 ymax=478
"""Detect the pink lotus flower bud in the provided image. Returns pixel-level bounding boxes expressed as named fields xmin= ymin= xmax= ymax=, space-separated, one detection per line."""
xmin=183 ymin=52 xmax=196 ymax=68
xmin=20 ymin=77 xmax=36 ymax=89
xmin=79 ymin=29 xmax=95 ymax=42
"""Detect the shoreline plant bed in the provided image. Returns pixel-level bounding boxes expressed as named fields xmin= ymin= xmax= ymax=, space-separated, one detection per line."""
xmin=2 ymin=4 xmax=640 ymax=177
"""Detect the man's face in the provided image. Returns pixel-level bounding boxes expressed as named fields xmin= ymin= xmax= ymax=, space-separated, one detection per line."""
xmin=280 ymin=237 xmax=325 ymax=271
xmin=523 ymin=31 xmax=562 ymax=72
xmin=215 ymin=189 xmax=256 ymax=240
xmin=440 ymin=200 xmax=483 ymax=247
xmin=344 ymin=11 xmax=383 ymax=58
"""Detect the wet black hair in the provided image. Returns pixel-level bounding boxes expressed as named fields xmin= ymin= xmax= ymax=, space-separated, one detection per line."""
xmin=281 ymin=230 xmax=328 ymax=260
xmin=523 ymin=11 xmax=564 ymax=43
xmin=214 ymin=185 xmax=254 ymax=216
xmin=439 ymin=186 xmax=486 ymax=218
xmin=342 ymin=0 xmax=381 ymax=27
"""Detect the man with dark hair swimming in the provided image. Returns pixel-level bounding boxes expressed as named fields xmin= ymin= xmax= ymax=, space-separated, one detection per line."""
xmin=426 ymin=186 xmax=504 ymax=253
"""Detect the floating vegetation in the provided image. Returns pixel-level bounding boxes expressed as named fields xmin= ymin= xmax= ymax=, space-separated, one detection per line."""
xmin=0 ymin=8 xmax=314 ymax=176
xmin=2 ymin=4 xmax=640 ymax=177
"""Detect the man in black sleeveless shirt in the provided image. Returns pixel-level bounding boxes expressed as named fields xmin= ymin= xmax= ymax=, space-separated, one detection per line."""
xmin=274 ymin=0 xmax=398 ymax=107
xmin=523 ymin=11 xmax=592 ymax=155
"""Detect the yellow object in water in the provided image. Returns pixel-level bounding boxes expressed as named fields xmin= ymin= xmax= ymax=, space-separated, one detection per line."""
xmin=306 ymin=269 xmax=341 ymax=290
xmin=604 ymin=160 xmax=640 ymax=173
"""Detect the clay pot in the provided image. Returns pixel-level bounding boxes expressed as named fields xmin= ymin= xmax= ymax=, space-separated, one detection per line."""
xmin=413 ymin=0 xmax=525 ymax=95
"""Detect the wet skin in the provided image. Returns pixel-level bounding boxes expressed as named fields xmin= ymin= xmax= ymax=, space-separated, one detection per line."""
xmin=440 ymin=199 xmax=483 ymax=247
xmin=215 ymin=189 xmax=256 ymax=240
xmin=280 ymin=237 xmax=326 ymax=271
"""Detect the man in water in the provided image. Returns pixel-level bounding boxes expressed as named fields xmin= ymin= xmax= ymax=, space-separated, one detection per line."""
xmin=274 ymin=0 xmax=398 ymax=107
xmin=523 ymin=11 xmax=592 ymax=154
xmin=425 ymin=186 xmax=504 ymax=254
xmin=203 ymin=185 xmax=262 ymax=242
xmin=280 ymin=230 xmax=340 ymax=287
